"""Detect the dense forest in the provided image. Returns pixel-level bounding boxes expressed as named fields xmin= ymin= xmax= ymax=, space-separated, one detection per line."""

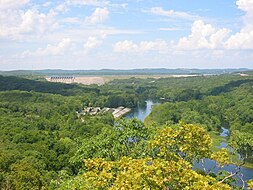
xmin=0 ymin=74 xmax=253 ymax=189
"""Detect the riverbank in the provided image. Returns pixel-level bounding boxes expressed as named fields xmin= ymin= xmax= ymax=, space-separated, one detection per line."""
xmin=125 ymin=100 xmax=253 ymax=183
xmin=208 ymin=129 xmax=253 ymax=169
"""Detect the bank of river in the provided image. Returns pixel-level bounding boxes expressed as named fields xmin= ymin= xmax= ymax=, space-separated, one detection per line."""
xmin=194 ymin=127 xmax=253 ymax=186
xmin=125 ymin=100 xmax=253 ymax=186
xmin=125 ymin=100 xmax=159 ymax=122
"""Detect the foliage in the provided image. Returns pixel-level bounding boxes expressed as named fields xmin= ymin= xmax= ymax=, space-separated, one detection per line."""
xmin=149 ymin=123 xmax=212 ymax=163
xmin=0 ymin=90 xmax=113 ymax=189
xmin=70 ymin=118 xmax=150 ymax=169
xmin=82 ymin=157 xmax=231 ymax=190
xmin=71 ymin=123 xmax=233 ymax=189
xmin=247 ymin=179 xmax=253 ymax=189
xmin=1 ymin=74 xmax=253 ymax=189
xmin=229 ymin=131 xmax=253 ymax=163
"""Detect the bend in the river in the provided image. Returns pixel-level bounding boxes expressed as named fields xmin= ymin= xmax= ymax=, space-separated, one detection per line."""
xmin=125 ymin=100 xmax=253 ymax=186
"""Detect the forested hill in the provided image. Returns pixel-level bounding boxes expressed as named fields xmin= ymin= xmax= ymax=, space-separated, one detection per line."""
xmin=0 ymin=75 xmax=99 ymax=96
xmin=0 ymin=75 xmax=140 ymax=108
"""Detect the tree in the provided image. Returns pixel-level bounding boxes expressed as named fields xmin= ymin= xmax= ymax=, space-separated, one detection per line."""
xmin=70 ymin=119 xmax=150 ymax=168
xmin=64 ymin=123 xmax=236 ymax=189
xmin=9 ymin=157 xmax=45 ymax=190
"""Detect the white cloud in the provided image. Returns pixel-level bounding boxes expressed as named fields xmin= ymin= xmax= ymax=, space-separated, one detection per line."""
xmin=0 ymin=0 xmax=30 ymax=10
xmin=1 ymin=0 xmax=253 ymax=70
xmin=85 ymin=7 xmax=109 ymax=24
xmin=113 ymin=40 xmax=169 ymax=53
xmin=226 ymin=31 xmax=253 ymax=49
xmin=176 ymin=0 xmax=253 ymax=50
xmin=68 ymin=0 xmax=109 ymax=7
xmin=21 ymin=38 xmax=71 ymax=57
xmin=0 ymin=9 xmax=58 ymax=39
xmin=150 ymin=7 xmax=199 ymax=21
xmin=237 ymin=0 xmax=253 ymax=30
xmin=84 ymin=36 xmax=103 ymax=52
xmin=177 ymin=20 xmax=231 ymax=50
xmin=113 ymin=40 xmax=138 ymax=53
xmin=148 ymin=0 xmax=253 ymax=51
xmin=225 ymin=0 xmax=253 ymax=49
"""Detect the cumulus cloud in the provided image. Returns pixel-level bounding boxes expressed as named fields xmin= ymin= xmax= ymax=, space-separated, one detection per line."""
xmin=225 ymin=0 xmax=253 ymax=49
xmin=21 ymin=38 xmax=71 ymax=57
xmin=150 ymin=7 xmax=199 ymax=21
xmin=0 ymin=8 xmax=58 ymax=39
xmin=85 ymin=7 xmax=109 ymax=24
xmin=177 ymin=20 xmax=231 ymax=50
xmin=114 ymin=0 xmax=253 ymax=54
xmin=175 ymin=0 xmax=253 ymax=50
xmin=114 ymin=20 xmax=233 ymax=53
xmin=226 ymin=31 xmax=253 ymax=49
xmin=236 ymin=0 xmax=253 ymax=29
xmin=113 ymin=40 xmax=169 ymax=53
xmin=113 ymin=40 xmax=138 ymax=53
xmin=149 ymin=0 xmax=253 ymax=51
xmin=83 ymin=36 xmax=104 ymax=53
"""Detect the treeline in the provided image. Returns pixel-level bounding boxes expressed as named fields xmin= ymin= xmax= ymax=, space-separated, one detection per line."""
xmin=107 ymin=75 xmax=253 ymax=102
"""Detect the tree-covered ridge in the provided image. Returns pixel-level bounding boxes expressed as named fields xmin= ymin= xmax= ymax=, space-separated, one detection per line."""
xmin=0 ymin=75 xmax=140 ymax=108
xmin=0 ymin=75 xmax=98 ymax=96
xmin=107 ymin=74 xmax=253 ymax=102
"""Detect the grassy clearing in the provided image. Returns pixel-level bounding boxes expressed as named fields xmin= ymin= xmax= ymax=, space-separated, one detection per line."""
xmin=243 ymin=161 xmax=253 ymax=169
xmin=208 ymin=131 xmax=225 ymax=152
xmin=208 ymin=131 xmax=253 ymax=169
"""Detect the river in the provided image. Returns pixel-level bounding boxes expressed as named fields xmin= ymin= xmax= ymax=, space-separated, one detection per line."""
xmin=194 ymin=127 xmax=253 ymax=186
xmin=125 ymin=100 xmax=159 ymax=122
xmin=125 ymin=100 xmax=253 ymax=187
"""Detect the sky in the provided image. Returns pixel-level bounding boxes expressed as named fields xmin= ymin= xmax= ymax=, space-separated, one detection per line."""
xmin=0 ymin=0 xmax=253 ymax=70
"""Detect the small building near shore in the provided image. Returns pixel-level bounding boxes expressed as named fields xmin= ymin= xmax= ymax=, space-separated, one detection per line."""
xmin=80 ymin=106 xmax=131 ymax=118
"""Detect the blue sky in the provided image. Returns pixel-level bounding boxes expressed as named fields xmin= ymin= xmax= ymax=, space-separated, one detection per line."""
xmin=0 ymin=0 xmax=253 ymax=70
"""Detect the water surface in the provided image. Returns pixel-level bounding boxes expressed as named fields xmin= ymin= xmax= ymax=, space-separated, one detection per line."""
xmin=125 ymin=100 xmax=253 ymax=185
xmin=125 ymin=100 xmax=158 ymax=122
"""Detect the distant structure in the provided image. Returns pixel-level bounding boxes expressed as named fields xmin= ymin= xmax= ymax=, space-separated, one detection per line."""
xmin=78 ymin=106 xmax=131 ymax=119
xmin=49 ymin=76 xmax=75 ymax=84
xmin=45 ymin=76 xmax=105 ymax=85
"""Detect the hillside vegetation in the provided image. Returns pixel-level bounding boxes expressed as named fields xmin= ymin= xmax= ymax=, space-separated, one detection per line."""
xmin=0 ymin=74 xmax=253 ymax=189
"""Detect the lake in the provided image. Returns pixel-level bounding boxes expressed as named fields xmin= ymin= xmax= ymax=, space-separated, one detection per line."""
xmin=125 ymin=100 xmax=253 ymax=186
